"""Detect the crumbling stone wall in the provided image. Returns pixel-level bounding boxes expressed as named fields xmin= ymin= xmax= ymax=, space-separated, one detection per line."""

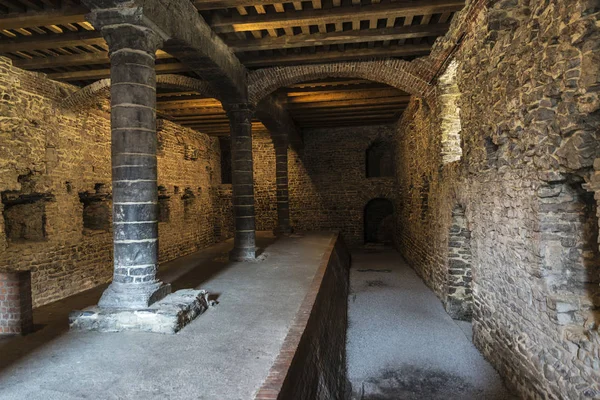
xmin=0 ymin=57 xmax=222 ymax=307
xmin=394 ymin=1 xmax=600 ymax=398
xmin=289 ymin=125 xmax=396 ymax=247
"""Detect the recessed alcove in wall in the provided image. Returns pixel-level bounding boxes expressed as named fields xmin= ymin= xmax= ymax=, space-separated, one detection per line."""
xmin=1 ymin=191 xmax=54 ymax=244
xmin=366 ymin=140 xmax=394 ymax=178
xmin=219 ymin=137 xmax=232 ymax=184
xmin=158 ymin=186 xmax=170 ymax=223
xmin=445 ymin=205 xmax=473 ymax=321
xmin=364 ymin=198 xmax=394 ymax=245
xmin=182 ymin=188 xmax=196 ymax=219
xmin=79 ymin=184 xmax=110 ymax=233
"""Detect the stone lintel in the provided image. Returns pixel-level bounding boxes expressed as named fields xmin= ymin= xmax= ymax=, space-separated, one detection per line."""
xmin=69 ymin=289 xmax=209 ymax=334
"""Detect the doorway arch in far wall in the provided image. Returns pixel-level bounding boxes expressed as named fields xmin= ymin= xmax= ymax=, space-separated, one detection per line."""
xmin=364 ymin=198 xmax=394 ymax=245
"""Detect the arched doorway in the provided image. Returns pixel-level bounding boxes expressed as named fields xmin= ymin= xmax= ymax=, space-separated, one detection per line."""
xmin=364 ymin=198 xmax=394 ymax=245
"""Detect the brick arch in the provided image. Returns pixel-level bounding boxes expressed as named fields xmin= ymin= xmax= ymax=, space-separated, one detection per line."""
xmin=248 ymin=59 xmax=435 ymax=106
xmin=62 ymin=75 xmax=221 ymax=109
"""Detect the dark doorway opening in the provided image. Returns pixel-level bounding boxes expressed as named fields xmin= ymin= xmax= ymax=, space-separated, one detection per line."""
xmin=366 ymin=141 xmax=394 ymax=178
xmin=364 ymin=198 xmax=394 ymax=245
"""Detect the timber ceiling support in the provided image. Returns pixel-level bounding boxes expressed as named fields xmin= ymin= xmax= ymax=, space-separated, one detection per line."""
xmin=255 ymin=95 xmax=303 ymax=150
xmin=210 ymin=0 xmax=465 ymax=33
xmin=83 ymin=0 xmax=248 ymax=103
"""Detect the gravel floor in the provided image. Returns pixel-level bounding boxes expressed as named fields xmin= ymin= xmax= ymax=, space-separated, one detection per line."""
xmin=346 ymin=248 xmax=517 ymax=400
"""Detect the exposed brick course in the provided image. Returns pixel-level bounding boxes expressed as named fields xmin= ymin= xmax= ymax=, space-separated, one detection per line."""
xmin=0 ymin=271 xmax=32 ymax=335
xmin=248 ymin=59 xmax=435 ymax=106
xmin=0 ymin=57 xmax=223 ymax=307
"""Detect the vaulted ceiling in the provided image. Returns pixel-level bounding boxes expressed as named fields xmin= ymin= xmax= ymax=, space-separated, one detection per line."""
xmin=0 ymin=0 xmax=464 ymax=134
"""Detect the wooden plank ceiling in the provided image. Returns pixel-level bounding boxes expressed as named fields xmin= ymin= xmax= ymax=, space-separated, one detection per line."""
xmin=0 ymin=0 xmax=463 ymax=133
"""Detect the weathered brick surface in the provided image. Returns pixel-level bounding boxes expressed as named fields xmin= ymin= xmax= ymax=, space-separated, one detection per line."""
xmin=0 ymin=271 xmax=32 ymax=335
xmin=289 ymin=125 xmax=396 ymax=247
xmin=248 ymin=59 xmax=435 ymax=106
xmin=0 ymin=57 xmax=223 ymax=307
xmin=394 ymin=1 xmax=600 ymax=398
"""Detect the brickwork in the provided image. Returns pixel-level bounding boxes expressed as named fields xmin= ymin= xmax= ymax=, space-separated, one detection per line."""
xmin=394 ymin=1 xmax=600 ymax=398
xmin=0 ymin=271 xmax=32 ymax=335
xmin=289 ymin=125 xmax=396 ymax=248
xmin=248 ymin=59 xmax=435 ymax=106
xmin=0 ymin=57 xmax=222 ymax=307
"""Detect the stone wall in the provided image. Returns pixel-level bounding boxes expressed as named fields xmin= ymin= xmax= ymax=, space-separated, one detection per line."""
xmin=393 ymin=1 xmax=600 ymax=398
xmin=0 ymin=57 xmax=223 ymax=307
xmin=289 ymin=125 xmax=397 ymax=248
xmin=255 ymin=233 xmax=351 ymax=400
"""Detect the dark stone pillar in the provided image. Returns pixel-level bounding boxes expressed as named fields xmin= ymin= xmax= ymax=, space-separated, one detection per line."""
xmin=226 ymin=104 xmax=257 ymax=261
xmin=97 ymin=24 xmax=170 ymax=309
xmin=274 ymin=143 xmax=293 ymax=235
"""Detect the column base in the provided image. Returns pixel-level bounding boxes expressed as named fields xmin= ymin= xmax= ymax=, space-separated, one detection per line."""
xmin=229 ymin=247 xmax=257 ymax=262
xmin=98 ymin=281 xmax=171 ymax=309
xmin=69 ymin=289 xmax=210 ymax=334
xmin=273 ymin=226 xmax=294 ymax=237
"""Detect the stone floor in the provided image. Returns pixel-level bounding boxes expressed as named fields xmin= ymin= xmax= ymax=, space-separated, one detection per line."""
xmin=347 ymin=247 xmax=517 ymax=400
xmin=0 ymin=232 xmax=333 ymax=400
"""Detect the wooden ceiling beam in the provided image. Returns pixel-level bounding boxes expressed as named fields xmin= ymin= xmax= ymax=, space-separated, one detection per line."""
xmin=285 ymin=87 xmax=399 ymax=97
xmin=211 ymin=0 xmax=464 ymax=32
xmin=46 ymin=62 xmax=189 ymax=81
xmin=290 ymin=104 xmax=407 ymax=114
xmin=193 ymin=0 xmax=278 ymax=11
xmin=286 ymin=90 xmax=408 ymax=103
xmin=286 ymin=97 xmax=411 ymax=108
xmin=0 ymin=30 xmax=103 ymax=53
xmin=12 ymin=49 xmax=171 ymax=69
xmin=0 ymin=6 xmax=88 ymax=30
xmin=229 ymin=23 xmax=449 ymax=52
xmin=239 ymin=44 xmax=431 ymax=67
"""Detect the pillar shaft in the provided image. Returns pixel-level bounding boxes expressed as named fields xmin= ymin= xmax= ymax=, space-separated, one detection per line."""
xmin=98 ymin=24 xmax=170 ymax=309
xmin=274 ymin=144 xmax=292 ymax=235
xmin=227 ymin=105 xmax=257 ymax=261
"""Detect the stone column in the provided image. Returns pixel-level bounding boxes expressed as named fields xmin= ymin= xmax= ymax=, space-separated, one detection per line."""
xmin=97 ymin=24 xmax=170 ymax=309
xmin=226 ymin=104 xmax=257 ymax=261
xmin=274 ymin=143 xmax=293 ymax=235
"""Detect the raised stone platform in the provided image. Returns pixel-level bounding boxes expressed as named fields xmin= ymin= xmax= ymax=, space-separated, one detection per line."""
xmin=69 ymin=289 xmax=209 ymax=334
xmin=0 ymin=232 xmax=349 ymax=400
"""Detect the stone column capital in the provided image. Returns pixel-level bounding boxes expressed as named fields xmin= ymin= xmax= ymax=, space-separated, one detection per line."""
xmin=224 ymin=103 xmax=255 ymax=123
xmin=101 ymin=23 xmax=164 ymax=55
xmin=84 ymin=6 xmax=164 ymax=54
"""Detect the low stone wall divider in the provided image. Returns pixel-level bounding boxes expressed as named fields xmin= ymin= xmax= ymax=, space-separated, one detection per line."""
xmin=254 ymin=232 xmax=351 ymax=400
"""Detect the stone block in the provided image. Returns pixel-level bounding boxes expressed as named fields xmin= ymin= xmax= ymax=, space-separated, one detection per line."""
xmin=69 ymin=289 xmax=209 ymax=334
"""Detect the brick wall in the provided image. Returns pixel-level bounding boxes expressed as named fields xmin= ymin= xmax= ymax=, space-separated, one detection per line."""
xmin=289 ymin=125 xmax=397 ymax=248
xmin=394 ymin=1 xmax=600 ymax=398
xmin=0 ymin=271 xmax=32 ymax=335
xmin=0 ymin=57 xmax=223 ymax=307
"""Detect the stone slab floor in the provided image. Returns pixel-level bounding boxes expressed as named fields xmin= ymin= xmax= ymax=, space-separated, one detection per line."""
xmin=0 ymin=232 xmax=332 ymax=400
xmin=347 ymin=248 xmax=518 ymax=400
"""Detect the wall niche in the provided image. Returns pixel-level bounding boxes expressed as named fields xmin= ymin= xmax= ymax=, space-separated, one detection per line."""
xmin=182 ymin=188 xmax=196 ymax=219
xmin=79 ymin=183 xmax=110 ymax=233
xmin=2 ymin=191 xmax=54 ymax=244
xmin=366 ymin=140 xmax=394 ymax=178
xmin=158 ymin=185 xmax=170 ymax=223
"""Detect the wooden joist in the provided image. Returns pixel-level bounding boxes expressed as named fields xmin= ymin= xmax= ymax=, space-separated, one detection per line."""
xmin=239 ymin=44 xmax=431 ymax=67
xmin=211 ymin=0 xmax=465 ymax=33
xmin=0 ymin=7 xmax=88 ymax=30
xmin=286 ymin=97 xmax=410 ymax=109
xmin=228 ymin=24 xmax=450 ymax=52
xmin=46 ymin=62 xmax=189 ymax=81
xmin=12 ymin=49 xmax=171 ymax=69
xmin=0 ymin=31 xmax=103 ymax=53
